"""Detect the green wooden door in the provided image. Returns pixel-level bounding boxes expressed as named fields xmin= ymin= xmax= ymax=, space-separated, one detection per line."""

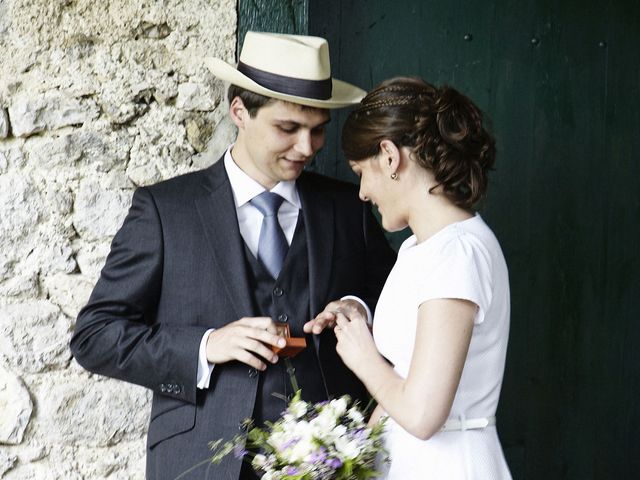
xmin=240 ymin=1 xmax=640 ymax=477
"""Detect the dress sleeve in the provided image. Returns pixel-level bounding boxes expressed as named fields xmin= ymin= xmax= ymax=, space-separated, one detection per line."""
xmin=416 ymin=233 xmax=493 ymax=325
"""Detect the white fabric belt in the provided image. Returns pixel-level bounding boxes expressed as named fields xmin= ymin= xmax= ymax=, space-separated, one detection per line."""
xmin=441 ymin=415 xmax=496 ymax=432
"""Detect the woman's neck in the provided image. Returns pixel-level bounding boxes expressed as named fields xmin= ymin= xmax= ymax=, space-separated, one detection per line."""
xmin=409 ymin=192 xmax=473 ymax=244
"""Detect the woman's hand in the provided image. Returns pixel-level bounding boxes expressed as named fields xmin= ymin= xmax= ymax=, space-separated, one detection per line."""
xmin=367 ymin=403 xmax=387 ymax=428
xmin=334 ymin=311 xmax=379 ymax=376
xmin=303 ymin=298 xmax=367 ymax=334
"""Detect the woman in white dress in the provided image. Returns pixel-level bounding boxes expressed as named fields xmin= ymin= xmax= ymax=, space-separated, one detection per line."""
xmin=333 ymin=77 xmax=512 ymax=479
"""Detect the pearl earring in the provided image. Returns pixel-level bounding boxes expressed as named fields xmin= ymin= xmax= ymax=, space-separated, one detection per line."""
xmin=390 ymin=172 xmax=398 ymax=180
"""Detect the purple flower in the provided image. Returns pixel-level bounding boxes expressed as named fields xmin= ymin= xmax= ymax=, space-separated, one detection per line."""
xmin=285 ymin=466 xmax=299 ymax=475
xmin=233 ymin=444 xmax=248 ymax=459
xmin=309 ymin=447 xmax=327 ymax=463
xmin=279 ymin=437 xmax=300 ymax=450
xmin=325 ymin=457 xmax=343 ymax=469
xmin=350 ymin=427 xmax=368 ymax=441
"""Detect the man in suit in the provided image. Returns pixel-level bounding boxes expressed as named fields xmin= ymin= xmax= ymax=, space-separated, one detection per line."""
xmin=70 ymin=31 xmax=395 ymax=479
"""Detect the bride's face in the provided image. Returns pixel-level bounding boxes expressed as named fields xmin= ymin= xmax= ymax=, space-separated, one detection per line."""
xmin=349 ymin=156 xmax=408 ymax=232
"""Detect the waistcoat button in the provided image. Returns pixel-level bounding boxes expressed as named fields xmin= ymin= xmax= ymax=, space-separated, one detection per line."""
xmin=277 ymin=313 xmax=288 ymax=323
xmin=273 ymin=287 xmax=284 ymax=297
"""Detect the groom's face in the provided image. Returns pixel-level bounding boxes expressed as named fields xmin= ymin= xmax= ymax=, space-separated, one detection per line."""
xmin=231 ymin=98 xmax=330 ymax=189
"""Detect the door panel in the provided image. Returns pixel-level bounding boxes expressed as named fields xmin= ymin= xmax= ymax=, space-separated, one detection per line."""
xmin=306 ymin=1 xmax=640 ymax=478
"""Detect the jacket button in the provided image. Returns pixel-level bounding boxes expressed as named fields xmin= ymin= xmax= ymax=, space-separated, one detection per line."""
xmin=160 ymin=384 xmax=167 ymax=393
xmin=277 ymin=314 xmax=288 ymax=323
xmin=273 ymin=287 xmax=283 ymax=297
xmin=248 ymin=368 xmax=258 ymax=378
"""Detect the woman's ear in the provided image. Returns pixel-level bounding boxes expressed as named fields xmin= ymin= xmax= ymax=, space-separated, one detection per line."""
xmin=229 ymin=96 xmax=247 ymax=129
xmin=379 ymin=139 xmax=401 ymax=173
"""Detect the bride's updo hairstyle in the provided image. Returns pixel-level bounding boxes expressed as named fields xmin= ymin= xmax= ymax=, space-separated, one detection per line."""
xmin=342 ymin=77 xmax=496 ymax=209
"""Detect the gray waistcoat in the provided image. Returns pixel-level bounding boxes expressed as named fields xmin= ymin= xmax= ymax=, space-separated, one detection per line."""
xmin=242 ymin=216 xmax=329 ymax=426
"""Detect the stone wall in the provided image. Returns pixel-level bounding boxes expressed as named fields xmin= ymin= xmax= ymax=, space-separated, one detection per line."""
xmin=0 ymin=1 xmax=238 ymax=478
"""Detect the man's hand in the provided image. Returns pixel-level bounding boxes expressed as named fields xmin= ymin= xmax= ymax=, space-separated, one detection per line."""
xmin=303 ymin=299 xmax=367 ymax=335
xmin=206 ymin=317 xmax=286 ymax=371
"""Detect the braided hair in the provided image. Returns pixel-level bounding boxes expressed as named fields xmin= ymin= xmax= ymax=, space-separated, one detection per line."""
xmin=342 ymin=77 xmax=496 ymax=209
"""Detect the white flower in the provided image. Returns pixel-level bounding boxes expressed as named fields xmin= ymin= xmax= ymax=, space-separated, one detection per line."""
xmin=286 ymin=435 xmax=315 ymax=463
xmin=329 ymin=397 xmax=348 ymax=416
xmin=310 ymin=409 xmax=338 ymax=437
xmin=253 ymin=454 xmax=267 ymax=468
xmin=332 ymin=424 xmax=347 ymax=438
xmin=288 ymin=398 xmax=308 ymax=419
xmin=334 ymin=436 xmax=362 ymax=460
xmin=208 ymin=393 xmax=386 ymax=480
xmin=347 ymin=407 xmax=364 ymax=424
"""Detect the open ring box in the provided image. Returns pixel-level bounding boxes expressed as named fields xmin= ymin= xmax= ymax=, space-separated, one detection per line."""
xmin=271 ymin=322 xmax=306 ymax=358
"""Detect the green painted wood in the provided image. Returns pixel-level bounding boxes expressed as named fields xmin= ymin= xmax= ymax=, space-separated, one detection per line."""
xmin=304 ymin=0 xmax=640 ymax=478
xmin=237 ymin=0 xmax=308 ymax=52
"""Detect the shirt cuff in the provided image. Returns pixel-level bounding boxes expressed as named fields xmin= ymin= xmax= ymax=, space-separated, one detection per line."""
xmin=341 ymin=295 xmax=373 ymax=326
xmin=197 ymin=329 xmax=216 ymax=389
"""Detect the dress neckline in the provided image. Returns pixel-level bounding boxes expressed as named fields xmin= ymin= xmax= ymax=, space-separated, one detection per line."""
xmin=400 ymin=213 xmax=481 ymax=253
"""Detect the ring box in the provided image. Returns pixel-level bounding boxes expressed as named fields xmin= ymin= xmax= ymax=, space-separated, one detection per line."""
xmin=272 ymin=323 xmax=306 ymax=358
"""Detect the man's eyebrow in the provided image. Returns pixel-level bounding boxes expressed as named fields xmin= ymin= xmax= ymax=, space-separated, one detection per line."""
xmin=309 ymin=118 xmax=331 ymax=129
xmin=273 ymin=118 xmax=331 ymax=128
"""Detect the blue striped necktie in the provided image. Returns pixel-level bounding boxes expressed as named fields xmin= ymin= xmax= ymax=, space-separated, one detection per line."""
xmin=250 ymin=191 xmax=288 ymax=279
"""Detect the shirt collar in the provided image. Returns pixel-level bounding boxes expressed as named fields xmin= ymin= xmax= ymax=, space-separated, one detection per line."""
xmin=224 ymin=147 xmax=301 ymax=209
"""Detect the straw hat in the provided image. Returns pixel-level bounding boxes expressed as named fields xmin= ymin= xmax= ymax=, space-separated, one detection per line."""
xmin=205 ymin=31 xmax=365 ymax=109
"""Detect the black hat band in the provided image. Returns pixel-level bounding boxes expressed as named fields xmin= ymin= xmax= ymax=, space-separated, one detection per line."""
xmin=237 ymin=61 xmax=333 ymax=100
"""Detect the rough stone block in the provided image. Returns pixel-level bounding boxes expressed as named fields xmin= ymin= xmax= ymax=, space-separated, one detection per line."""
xmin=0 ymin=301 xmax=72 ymax=373
xmin=73 ymin=241 xmax=113 ymax=281
xmin=0 ymin=366 xmax=33 ymax=445
xmin=42 ymin=273 xmax=93 ymax=319
xmin=8 ymin=94 xmax=99 ymax=137
xmin=0 ymin=149 xmax=7 ymax=173
xmin=24 ymin=134 xmax=83 ymax=170
xmin=0 ymin=448 xmax=18 ymax=477
xmin=0 ymin=174 xmax=43 ymax=268
xmin=185 ymin=116 xmax=213 ymax=152
xmin=176 ymin=82 xmax=216 ymax=111
xmin=72 ymin=181 xmax=132 ymax=240
xmin=36 ymin=372 xmax=150 ymax=447
xmin=0 ymin=108 xmax=9 ymax=138
xmin=0 ymin=271 xmax=38 ymax=298
xmin=0 ymin=143 xmax=26 ymax=171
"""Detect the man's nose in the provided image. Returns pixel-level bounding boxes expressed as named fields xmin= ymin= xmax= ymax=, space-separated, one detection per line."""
xmin=294 ymin=131 xmax=313 ymax=156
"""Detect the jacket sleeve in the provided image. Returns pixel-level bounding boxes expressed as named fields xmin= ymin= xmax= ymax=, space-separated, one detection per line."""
xmin=360 ymin=202 xmax=396 ymax=315
xmin=70 ymin=187 xmax=206 ymax=404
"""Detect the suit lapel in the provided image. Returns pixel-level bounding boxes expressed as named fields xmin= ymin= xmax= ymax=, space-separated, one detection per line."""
xmin=298 ymin=173 xmax=334 ymax=318
xmin=194 ymin=160 xmax=255 ymax=319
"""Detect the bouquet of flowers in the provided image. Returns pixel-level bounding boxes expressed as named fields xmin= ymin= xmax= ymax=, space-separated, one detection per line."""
xmin=208 ymin=390 xmax=387 ymax=480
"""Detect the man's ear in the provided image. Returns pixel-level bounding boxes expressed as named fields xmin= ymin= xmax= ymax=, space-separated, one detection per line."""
xmin=379 ymin=139 xmax=401 ymax=173
xmin=229 ymin=96 xmax=247 ymax=129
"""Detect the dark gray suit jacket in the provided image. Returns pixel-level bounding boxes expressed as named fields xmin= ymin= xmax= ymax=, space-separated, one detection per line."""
xmin=70 ymin=158 xmax=395 ymax=479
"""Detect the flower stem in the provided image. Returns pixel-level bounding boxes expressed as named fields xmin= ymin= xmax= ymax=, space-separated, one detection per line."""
xmin=284 ymin=358 xmax=299 ymax=392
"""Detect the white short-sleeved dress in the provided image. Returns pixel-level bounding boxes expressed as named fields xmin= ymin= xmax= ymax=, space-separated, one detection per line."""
xmin=373 ymin=214 xmax=512 ymax=479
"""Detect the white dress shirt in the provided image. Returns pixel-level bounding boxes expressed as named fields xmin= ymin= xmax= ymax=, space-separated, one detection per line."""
xmin=196 ymin=147 xmax=371 ymax=388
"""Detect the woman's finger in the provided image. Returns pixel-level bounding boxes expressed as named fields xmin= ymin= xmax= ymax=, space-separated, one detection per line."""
xmin=334 ymin=312 xmax=350 ymax=327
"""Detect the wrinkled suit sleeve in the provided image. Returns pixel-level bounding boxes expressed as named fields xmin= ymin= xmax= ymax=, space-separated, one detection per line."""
xmin=70 ymin=187 xmax=207 ymax=404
